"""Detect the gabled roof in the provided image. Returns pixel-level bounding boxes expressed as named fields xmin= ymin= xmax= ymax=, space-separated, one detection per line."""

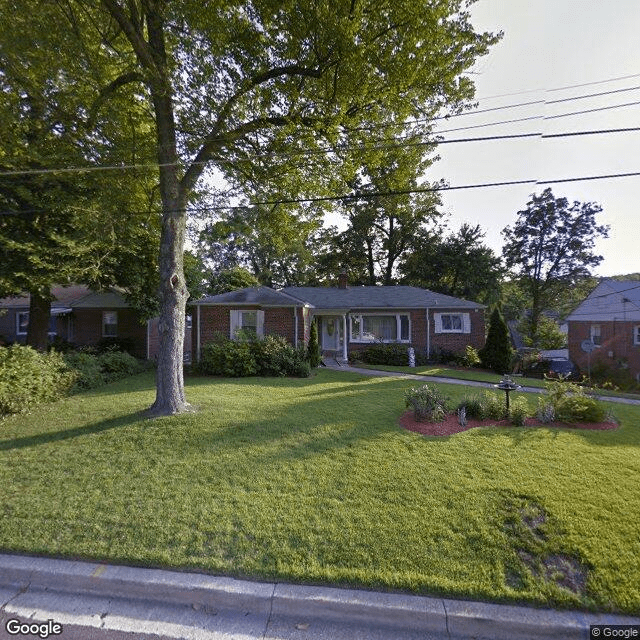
xmin=192 ymin=286 xmax=309 ymax=307
xmin=566 ymin=279 xmax=640 ymax=322
xmin=193 ymin=285 xmax=483 ymax=310
xmin=0 ymin=285 xmax=130 ymax=309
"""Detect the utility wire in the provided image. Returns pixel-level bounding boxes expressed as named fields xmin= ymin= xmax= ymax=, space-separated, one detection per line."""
xmin=3 ymin=170 xmax=638 ymax=216
xmin=2 ymin=123 xmax=640 ymax=179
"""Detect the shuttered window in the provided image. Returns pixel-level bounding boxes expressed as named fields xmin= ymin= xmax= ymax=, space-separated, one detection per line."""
xmin=434 ymin=313 xmax=471 ymax=334
xmin=230 ymin=310 xmax=264 ymax=339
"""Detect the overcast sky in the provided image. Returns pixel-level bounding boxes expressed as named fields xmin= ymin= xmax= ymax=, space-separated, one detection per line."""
xmin=423 ymin=0 xmax=640 ymax=277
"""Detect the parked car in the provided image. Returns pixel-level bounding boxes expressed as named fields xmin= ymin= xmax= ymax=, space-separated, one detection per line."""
xmin=524 ymin=357 xmax=577 ymax=380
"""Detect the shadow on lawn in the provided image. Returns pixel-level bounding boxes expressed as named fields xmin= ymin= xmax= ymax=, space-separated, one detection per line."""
xmin=0 ymin=411 xmax=146 ymax=452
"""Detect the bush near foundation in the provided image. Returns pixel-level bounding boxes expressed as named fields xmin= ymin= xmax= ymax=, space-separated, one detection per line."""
xmin=0 ymin=345 xmax=76 ymax=416
xmin=199 ymin=336 xmax=310 ymax=378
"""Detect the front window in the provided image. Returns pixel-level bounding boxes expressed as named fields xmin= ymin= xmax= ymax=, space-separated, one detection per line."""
xmin=634 ymin=325 xmax=640 ymax=346
xmin=239 ymin=310 xmax=257 ymax=337
xmin=350 ymin=314 xmax=410 ymax=343
xmin=590 ymin=324 xmax=601 ymax=345
xmin=230 ymin=309 xmax=264 ymax=339
xmin=103 ymin=311 xmax=118 ymax=337
xmin=16 ymin=311 xmax=29 ymax=335
xmin=441 ymin=314 xmax=463 ymax=332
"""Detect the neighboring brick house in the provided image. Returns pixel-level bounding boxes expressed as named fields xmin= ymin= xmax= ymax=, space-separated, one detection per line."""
xmin=0 ymin=285 xmax=192 ymax=361
xmin=191 ymin=279 xmax=485 ymax=363
xmin=566 ymin=279 xmax=640 ymax=382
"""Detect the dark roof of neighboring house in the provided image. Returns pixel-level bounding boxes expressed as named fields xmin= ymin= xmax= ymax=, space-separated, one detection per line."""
xmin=192 ymin=286 xmax=309 ymax=307
xmin=0 ymin=285 xmax=130 ymax=309
xmin=566 ymin=279 xmax=640 ymax=322
xmin=193 ymin=285 xmax=484 ymax=310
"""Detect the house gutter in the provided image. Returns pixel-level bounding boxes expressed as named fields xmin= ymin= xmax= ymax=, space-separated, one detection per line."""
xmin=294 ymin=307 xmax=299 ymax=346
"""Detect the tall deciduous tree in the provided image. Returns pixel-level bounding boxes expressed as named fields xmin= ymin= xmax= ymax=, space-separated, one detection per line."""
xmin=502 ymin=188 xmax=609 ymax=346
xmin=15 ymin=0 xmax=499 ymax=413
xmin=0 ymin=1 xmax=159 ymax=349
xmin=401 ymin=223 xmax=502 ymax=304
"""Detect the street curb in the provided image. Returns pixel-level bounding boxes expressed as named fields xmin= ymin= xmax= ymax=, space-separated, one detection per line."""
xmin=1 ymin=554 xmax=639 ymax=639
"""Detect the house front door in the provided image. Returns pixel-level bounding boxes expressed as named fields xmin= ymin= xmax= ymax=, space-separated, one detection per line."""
xmin=321 ymin=316 xmax=343 ymax=353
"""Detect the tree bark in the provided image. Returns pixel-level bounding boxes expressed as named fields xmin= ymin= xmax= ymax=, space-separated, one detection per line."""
xmin=25 ymin=288 xmax=51 ymax=352
xmin=145 ymin=7 xmax=190 ymax=416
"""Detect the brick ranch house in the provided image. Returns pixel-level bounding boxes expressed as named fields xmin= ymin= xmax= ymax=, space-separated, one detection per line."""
xmin=0 ymin=285 xmax=191 ymax=361
xmin=190 ymin=276 xmax=485 ymax=363
xmin=566 ymin=279 xmax=640 ymax=382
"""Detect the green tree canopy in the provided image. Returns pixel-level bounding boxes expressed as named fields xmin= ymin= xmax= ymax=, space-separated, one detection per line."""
xmin=502 ymin=188 xmax=609 ymax=347
xmin=400 ymin=223 xmax=502 ymax=304
xmin=9 ymin=0 xmax=500 ymax=413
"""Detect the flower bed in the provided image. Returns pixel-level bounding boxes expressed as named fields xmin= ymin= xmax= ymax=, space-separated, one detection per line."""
xmin=398 ymin=410 xmax=618 ymax=437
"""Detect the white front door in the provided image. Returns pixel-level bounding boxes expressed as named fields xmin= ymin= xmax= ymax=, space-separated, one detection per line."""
xmin=321 ymin=316 xmax=342 ymax=352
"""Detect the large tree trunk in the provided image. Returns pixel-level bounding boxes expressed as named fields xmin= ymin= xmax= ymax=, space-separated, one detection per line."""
xmin=26 ymin=288 xmax=51 ymax=352
xmin=145 ymin=10 xmax=191 ymax=416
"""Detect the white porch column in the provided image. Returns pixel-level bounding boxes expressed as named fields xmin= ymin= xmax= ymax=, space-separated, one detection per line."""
xmin=342 ymin=314 xmax=348 ymax=361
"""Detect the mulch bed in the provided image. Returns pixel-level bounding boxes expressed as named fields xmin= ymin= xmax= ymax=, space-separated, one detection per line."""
xmin=398 ymin=410 xmax=618 ymax=437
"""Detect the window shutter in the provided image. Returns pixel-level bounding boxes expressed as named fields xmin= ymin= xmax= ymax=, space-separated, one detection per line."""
xmin=230 ymin=310 xmax=240 ymax=339
xmin=256 ymin=310 xmax=265 ymax=337
xmin=434 ymin=313 xmax=443 ymax=334
xmin=462 ymin=313 xmax=471 ymax=334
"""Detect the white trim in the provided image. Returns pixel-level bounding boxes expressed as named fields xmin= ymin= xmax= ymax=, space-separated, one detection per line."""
xmin=196 ymin=304 xmax=201 ymax=362
xmin=426 ymin=308 xmax=430 ymax=359
xmin=349 ymin=313 xmax=411 ymax=343
xmin=433 ymin=312 xmax=470 ymax=334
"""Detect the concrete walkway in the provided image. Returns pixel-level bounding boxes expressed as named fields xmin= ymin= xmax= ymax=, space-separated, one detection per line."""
xmin=325 ymin=363 xmax=640 ymax=405
xmin=1 ymin=554 xmax=639 ymax=639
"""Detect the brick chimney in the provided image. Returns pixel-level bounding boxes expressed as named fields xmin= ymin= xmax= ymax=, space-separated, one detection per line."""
xmin=338 ymin=269 xmax=348 ymax=289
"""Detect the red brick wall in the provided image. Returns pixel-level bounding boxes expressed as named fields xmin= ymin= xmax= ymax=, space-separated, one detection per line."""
xmin=568 ymin=320 xmax=640 ymax=380
xmin=71 ymin=309 xmax=147 ymax=357
xmin=264 ymin=307 xmax=297 ymax=342
xmin=195 ymin=305 xmax=300 ymax=361
xmin=429 ymin=307 xmax=485 ymax=356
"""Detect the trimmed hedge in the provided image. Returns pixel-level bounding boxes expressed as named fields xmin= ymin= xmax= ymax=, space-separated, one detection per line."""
xmin=199 ymin=335 xmax=310 ymax=378
xmin=0 ymin=345 xmax=76 ymax=416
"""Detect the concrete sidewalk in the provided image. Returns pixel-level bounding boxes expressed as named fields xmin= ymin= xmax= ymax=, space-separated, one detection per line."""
xmin=329 ymin=364 xmax=640 ymax=405
xmin=1 ymin=554 xmax=638 ymax=639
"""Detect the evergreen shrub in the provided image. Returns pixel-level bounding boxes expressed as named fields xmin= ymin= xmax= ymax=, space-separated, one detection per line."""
xmin=479 ymin=308 xmax=513 ymax=373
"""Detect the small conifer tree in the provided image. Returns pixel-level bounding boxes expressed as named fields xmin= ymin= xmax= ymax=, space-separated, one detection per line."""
xmin=480 ymin=307 xmax=513 ymax=373
xmin=307 ymin=321 xmax=321 ymax=368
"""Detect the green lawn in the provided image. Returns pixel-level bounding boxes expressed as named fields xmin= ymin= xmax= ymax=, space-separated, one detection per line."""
xmin=355 ymin=363 xmax=548 ymax=387
xmin=354 ymin=363 xmax=640 ymax=399
xmin=1 ymin=369 xmax=639 ymax=614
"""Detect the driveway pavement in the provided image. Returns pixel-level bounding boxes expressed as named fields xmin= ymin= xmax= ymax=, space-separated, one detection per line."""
xmin=1 ymin=554 xmax=639 ymax=640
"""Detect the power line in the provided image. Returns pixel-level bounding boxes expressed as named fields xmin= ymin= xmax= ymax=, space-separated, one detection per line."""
xmin=474 ymin=73 xmax=640 ymax=102
xmin=2 ymin=124 xmax=640 ymax=179
xmin=2 ymin=169 xmax=638 ymax=216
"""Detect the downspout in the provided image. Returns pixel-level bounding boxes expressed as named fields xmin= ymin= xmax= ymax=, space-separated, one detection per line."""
xmin=196 ymin=304 xmax=201 ymax=363
xmin=294 ymin=306 xmax=299 ymax=346
xmin=343 ymin=314 xmax=348 ymax=361
xmin=426 ymin=307 xmax=430 ymax=360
